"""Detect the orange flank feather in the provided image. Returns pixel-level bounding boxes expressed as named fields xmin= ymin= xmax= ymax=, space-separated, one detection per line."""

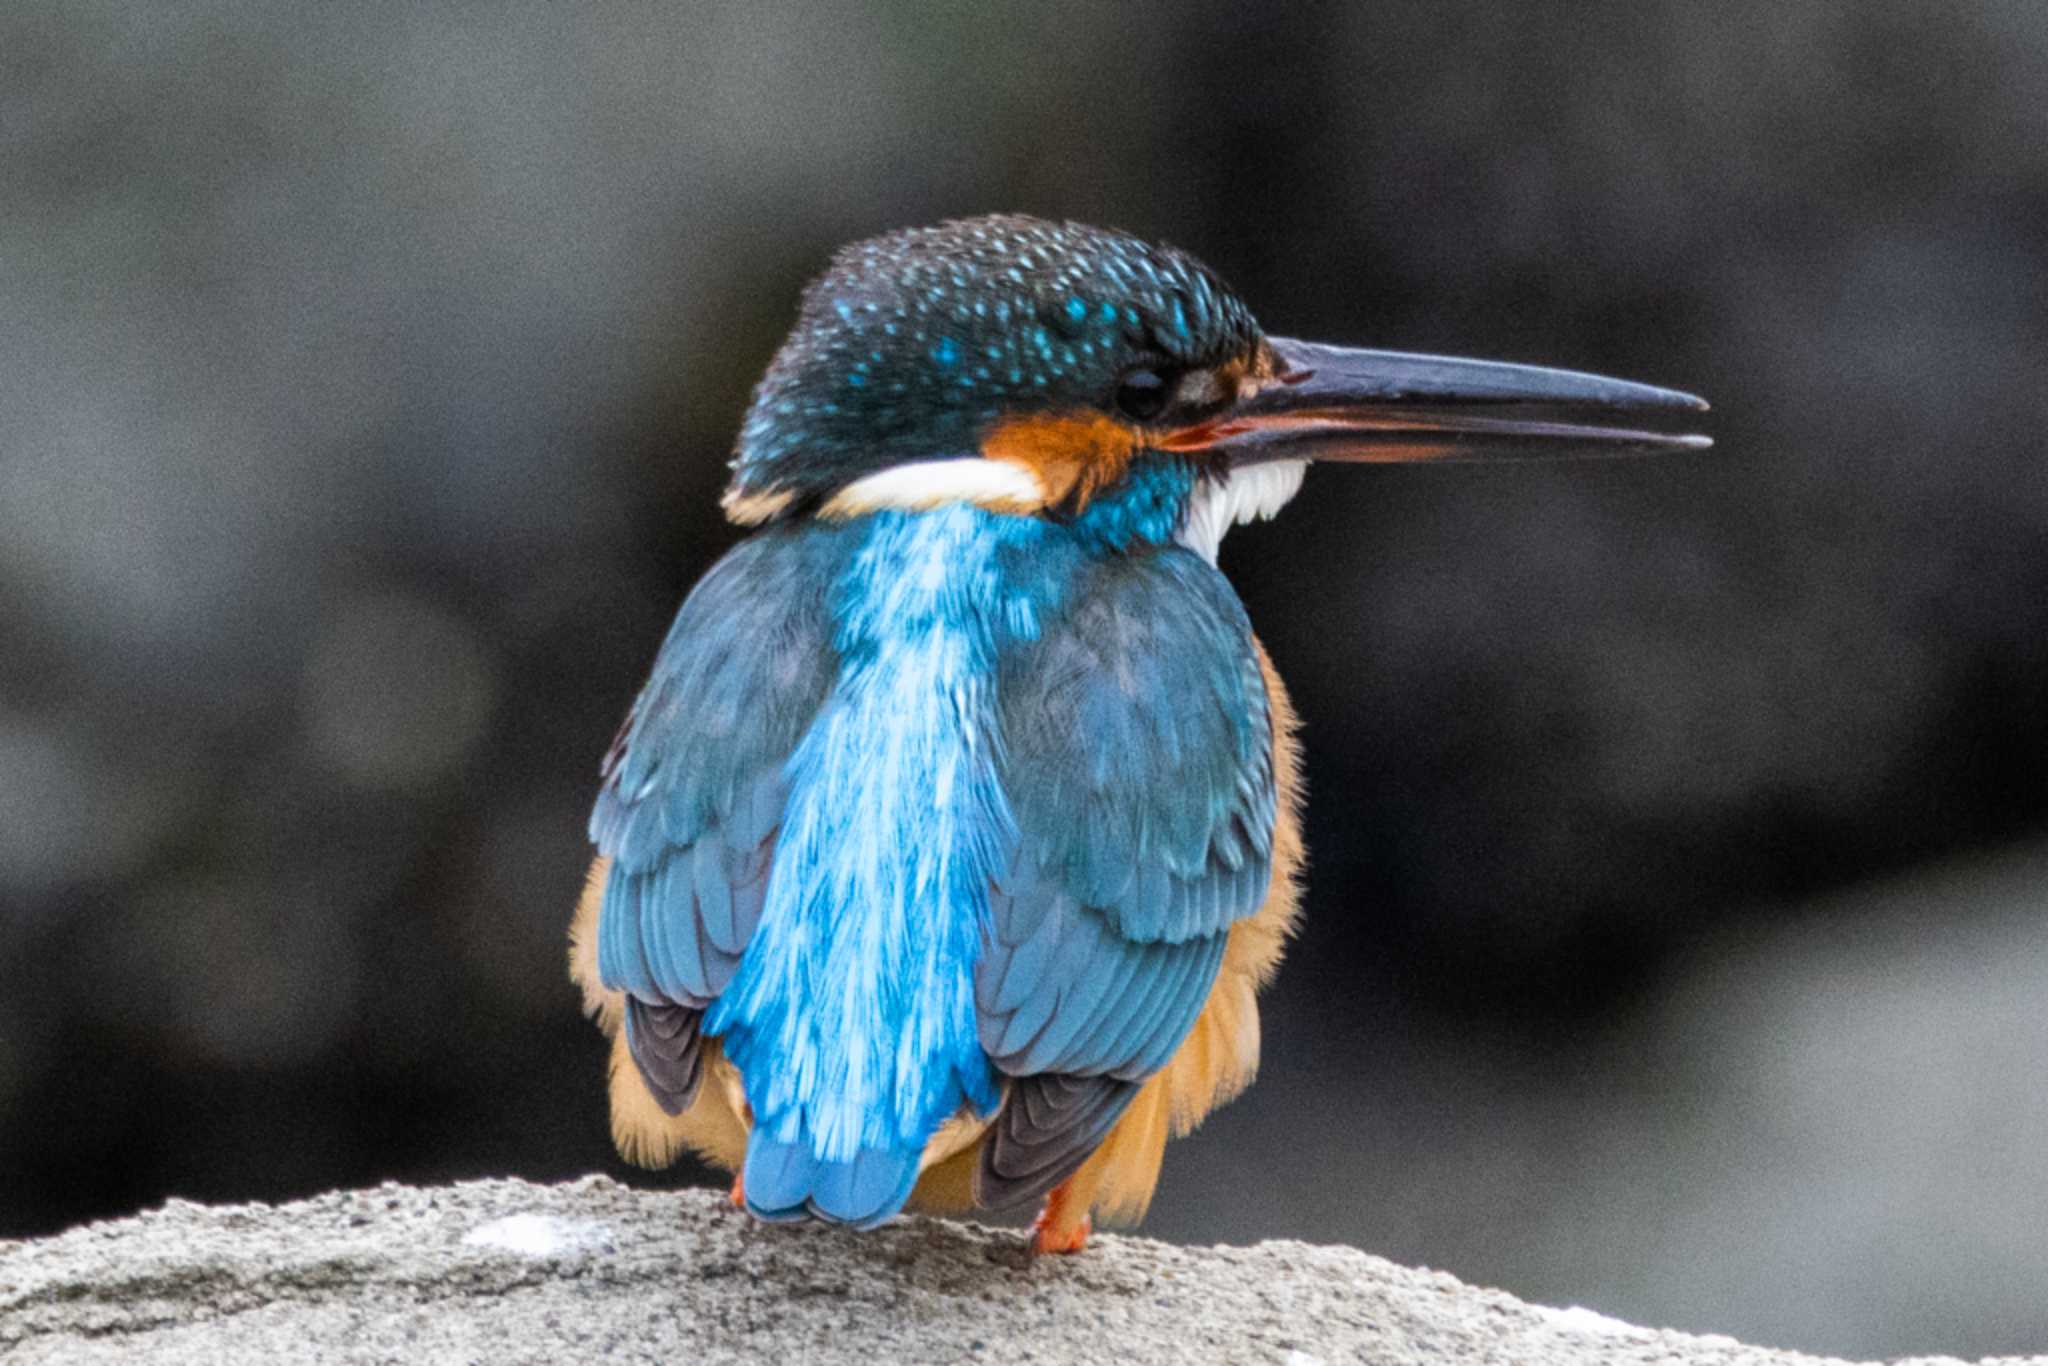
xmin=569 ymin=859 xmax=750 ymax=1172
xmin=569 ymin=641 xmax=1305 ymax=1246
xmin=979 ymin=410 xmax=1140 ymax=514
xmin=566 ymin=859 xmax=618 ymax=1036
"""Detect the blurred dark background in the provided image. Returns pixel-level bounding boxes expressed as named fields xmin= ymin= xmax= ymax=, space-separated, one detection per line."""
xmin=4 ymin=1 xmax=2046 ymax=1357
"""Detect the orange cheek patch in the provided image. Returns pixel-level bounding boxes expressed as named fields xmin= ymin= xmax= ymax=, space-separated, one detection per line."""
xmin=980 ymin=411 xmax=1139 ymax=513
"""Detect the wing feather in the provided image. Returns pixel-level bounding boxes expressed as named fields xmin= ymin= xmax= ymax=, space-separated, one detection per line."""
xmin=975 ymin=547 xmax=1276 ymax=1210
xmin=590 ymin=528 xmax=846 ymax=1101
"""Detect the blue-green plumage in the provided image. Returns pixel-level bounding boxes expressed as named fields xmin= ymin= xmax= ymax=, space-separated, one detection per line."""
xmin=593 ymin=459 xmax=1275 ymax=1227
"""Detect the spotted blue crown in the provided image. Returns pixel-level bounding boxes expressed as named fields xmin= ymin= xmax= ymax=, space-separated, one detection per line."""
xmin=727 ymin=215 xmax=1260 ymax=507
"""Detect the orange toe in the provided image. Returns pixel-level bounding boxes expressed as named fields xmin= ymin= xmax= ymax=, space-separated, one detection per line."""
xmin=729 ymin=1171 xmax=746 ymax=1210
xmin=1030 ymin=1210 xmax=1091 ymax=1255
xmin=1030 ymin=1179 xmax=1092 ymax=1255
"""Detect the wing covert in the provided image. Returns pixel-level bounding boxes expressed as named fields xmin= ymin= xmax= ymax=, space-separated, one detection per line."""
xmin=592 ymin=526 xmax=845 ymax=1021
xmin=975 ymin=546 xmax=1276 ymax=1208
xmin=997 ymin=548 xmax=1275 ymax=947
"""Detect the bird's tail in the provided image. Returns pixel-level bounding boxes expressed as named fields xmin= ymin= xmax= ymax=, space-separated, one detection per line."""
xmin=741 ymin=1127 xmax=923 ymax=1230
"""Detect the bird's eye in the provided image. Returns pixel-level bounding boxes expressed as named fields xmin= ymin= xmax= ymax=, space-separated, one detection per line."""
xmin=1114 ymin=368 xmax=1174 ymax=423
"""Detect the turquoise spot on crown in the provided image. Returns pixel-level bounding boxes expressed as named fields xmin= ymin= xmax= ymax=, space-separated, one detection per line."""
xmin=932 ymin=337 xmax=961 ymax=367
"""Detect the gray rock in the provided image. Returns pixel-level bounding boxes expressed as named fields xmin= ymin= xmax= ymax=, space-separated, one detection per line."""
xmin=0 ymin=1177 xmax=2027 ymax=1364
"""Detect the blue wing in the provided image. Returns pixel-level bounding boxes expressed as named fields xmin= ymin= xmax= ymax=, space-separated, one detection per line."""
xmin=975 ymin=547 xmax=1275 ymax=1208
xmin=591 ymin=527 xmax=846 ymax=1108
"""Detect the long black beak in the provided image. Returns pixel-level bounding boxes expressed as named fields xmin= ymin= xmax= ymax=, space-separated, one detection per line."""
xmin=1168 ymin=337 xmax=1710 ymax=466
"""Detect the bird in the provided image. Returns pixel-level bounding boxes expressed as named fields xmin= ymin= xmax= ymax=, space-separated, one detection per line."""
xmin=567 ymin=214 xmax=1707 ymax=1254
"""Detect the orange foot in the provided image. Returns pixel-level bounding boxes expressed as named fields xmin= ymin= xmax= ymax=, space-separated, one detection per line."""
xmin=1030 ymin=1180 xmax=1092 ymax=1255
xmin=729 ymin=1171 xmax=746 ymax=1210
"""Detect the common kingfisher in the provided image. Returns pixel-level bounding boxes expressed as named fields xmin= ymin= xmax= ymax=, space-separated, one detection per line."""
xmin=569 ymin=215 xmax=1707 ymax=1253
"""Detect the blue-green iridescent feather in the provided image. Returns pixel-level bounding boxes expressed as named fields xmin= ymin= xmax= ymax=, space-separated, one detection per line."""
xmin=594 ymin=475 xmax=1275 ymax=1234
xmin=593 ymin=525 xmax=848 ymax=1009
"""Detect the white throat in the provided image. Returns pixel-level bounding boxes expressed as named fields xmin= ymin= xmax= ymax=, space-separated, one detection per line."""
xmin=1176 ymin=461 xmax=1307 ymax=563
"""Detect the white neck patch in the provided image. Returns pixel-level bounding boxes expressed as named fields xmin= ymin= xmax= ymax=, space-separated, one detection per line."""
xmin=1176 ymin=460 xmax=1307 ymax=563
xmin=818 ymin=458 xmax=1045 ymax=519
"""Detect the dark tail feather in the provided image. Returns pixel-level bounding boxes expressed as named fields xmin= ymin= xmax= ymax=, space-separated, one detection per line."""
xmin=623 ymin=998 xmax=704 ymax=1116
xmin=973 ymin=1073 xmax=1140 ymax=1211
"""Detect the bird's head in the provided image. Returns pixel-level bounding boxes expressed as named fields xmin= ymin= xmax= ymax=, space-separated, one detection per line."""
xmin=722 ymin=215 xmax=1706 ymax=554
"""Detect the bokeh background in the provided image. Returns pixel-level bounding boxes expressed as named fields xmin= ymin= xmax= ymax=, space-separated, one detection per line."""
xmin=5 ymin=1 xmax=2047 ymax=1356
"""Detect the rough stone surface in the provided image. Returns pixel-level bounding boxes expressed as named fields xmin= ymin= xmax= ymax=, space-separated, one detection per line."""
xmin=0 ymin=1177 xmax=2036 ymax=1365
